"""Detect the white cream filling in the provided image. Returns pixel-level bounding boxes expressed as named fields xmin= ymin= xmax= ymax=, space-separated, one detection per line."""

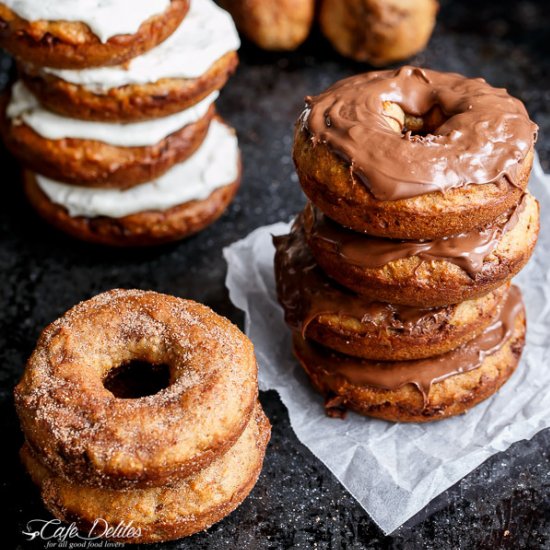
xmin=41 ymin=0 xmax=240 ymax=91
xmin=36 ymin=120 xmax=239 ymax=218
xmin=1 ymin=0 xmax=170 ymax=43
xmin=7 ymin=81 xmax=218 ymax=147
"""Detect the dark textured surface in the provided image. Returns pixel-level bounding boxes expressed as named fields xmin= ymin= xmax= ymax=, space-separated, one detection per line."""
xmin=3 ymin=0 xmax=550 ymax=548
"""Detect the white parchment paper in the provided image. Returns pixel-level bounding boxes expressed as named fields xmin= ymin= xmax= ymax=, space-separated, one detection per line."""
xmin=223 ymin=155 xmax=550 ymax=535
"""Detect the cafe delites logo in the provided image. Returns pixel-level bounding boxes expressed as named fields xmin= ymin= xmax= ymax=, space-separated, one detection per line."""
xmin=22 ymin=518 xmax=141 ymax=548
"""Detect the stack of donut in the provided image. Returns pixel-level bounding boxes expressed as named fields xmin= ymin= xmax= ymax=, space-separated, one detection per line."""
xmin=0 ymin=0 xmax=241 ymax=246
xmin=15 ymin=289 xmax=270 ymax=543
xmin=275 ymin=66 xmax=540 ymax=422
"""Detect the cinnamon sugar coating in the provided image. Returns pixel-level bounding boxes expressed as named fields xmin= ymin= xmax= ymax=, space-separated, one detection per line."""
xmin=20 ymin=404 xmax=270 ymax=544
xmin=15 ymin=289 xmax=258 ymax=489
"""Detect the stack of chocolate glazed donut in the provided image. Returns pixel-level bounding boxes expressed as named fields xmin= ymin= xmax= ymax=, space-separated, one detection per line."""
xmin=15 ymin=290 xmax=270 ymax=543
xmin=275 ymin=67 xmax=540 ymax=422
xmin=0 ymin=0 xmax=241 ymax=246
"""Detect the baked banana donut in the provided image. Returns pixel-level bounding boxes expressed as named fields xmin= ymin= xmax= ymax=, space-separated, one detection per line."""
xmin=302 ymin=193 xmax=539 ymax=307
xmin=19 ymin=0 xmax=240 ymax=122
xmin=274 ymin=223 xmax=511 ymax=361
xmin=220 ymin=0 xmax=315 ymax=51
xmin=15 ymin=289 xmax=258 ymax=489
xmin=1 ymin=82 xmax=216 ymax=188
xmin=20 ymin=404 xmax=270 ymax=544
xmin=0 ymin=0 xmax=189 ymax=69
xmin=319 ymin=0 xmax=438 ymax=66
xmin=22 ymin=118 xmax=241 ymax=247
xmin=294 ymin=67 xmax=538 ymax=240
xmin=294 ymin=286 xmax=526 ymax=422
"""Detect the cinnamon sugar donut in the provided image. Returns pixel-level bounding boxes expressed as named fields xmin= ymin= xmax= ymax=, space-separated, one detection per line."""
xmin=302 ymin=194 xmax=539 ymax=307
xmin=294 ymin=287 xmax=526 ymax=422
xmin=274 ymin=224 xmax=511 ymax=361
xmin=0 ymin=0 xmax=189 ymax=69
xmin=20 ymin=404 xmax=270 ymax=544
xmin=15 ymin=289 xmax=258 ymax=489
xmin=1 ymin=82 xmax=216 ymax=188
xmin=294 ymin=67 xmax=538 ymax=239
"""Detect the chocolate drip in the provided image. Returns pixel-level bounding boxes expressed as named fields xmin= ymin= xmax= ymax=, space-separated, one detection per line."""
xmin=294 ymin=286 xmax=525 ymax=402
xmin=302 ymin=67 xmax=538 ymax=200
xmin=274 ymin=227 xmax=449 ymax=335
xmin=303 ymin=194 xmax=527 ymax=277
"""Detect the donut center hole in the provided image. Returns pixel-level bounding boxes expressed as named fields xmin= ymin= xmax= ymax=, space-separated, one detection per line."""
xmin=104 ymin=361 xmax=171 ymax=399
xmin=383 ymin=102 xmax=448 ymax=137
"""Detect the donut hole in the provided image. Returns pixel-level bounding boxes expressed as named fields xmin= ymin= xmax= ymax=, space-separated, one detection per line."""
xmin=382 ymin=102 xmax=448 ymax=137
xmin=103 ymin=360 xmax=171 ymax=399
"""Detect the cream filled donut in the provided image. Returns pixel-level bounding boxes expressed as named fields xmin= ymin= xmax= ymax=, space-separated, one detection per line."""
xmin=35 ymin=120 xmax=239 ymax=218
xmin=1 ymin=82 xmax=219 ymax=187
xmin=42 ymin=0 xmax=240 ymax=89
xmin=1 ymin=0 xmax=171 ymax=42
xmin=0 ymin=0 xmax=189 ymax=69
xmin=19 ymin=0 xmax=240 ymax=122
xmin=23 ymin=119 xmax=242 ymax=246
xmin=7 ymin=81 xmax=218 ymax=147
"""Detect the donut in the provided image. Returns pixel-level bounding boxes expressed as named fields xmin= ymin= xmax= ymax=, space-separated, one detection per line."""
xmin=21 ymin=53 xmax=238 ymax=124
xmin=0 ymin=0 xmax=189 ymax=69
xmin=319 ymin=0 xmax=439 ymax=66
xmin=294 ymin=67 xmax=538 ymax=240
xmin=301 ymin=193 xmax=539 ymax=307
xmin=20 ymin=404 xmax=270 ymax=544
xmin=293 ymin=286 xmax=526 ymax=422
xmin=273 ymin=222 xmax=512 ymax=361
xmin=220 ymin=0 xmax=315 ymax=51
xmin=22 ymin=119 xmax=241 ymax=247
xmin=15 ymin=289 xmax=258 ymax=489
xmin=1 ymin=81 xmax=217 ymax=188
xmin=18 ymin=0 xmax=241 ymax=122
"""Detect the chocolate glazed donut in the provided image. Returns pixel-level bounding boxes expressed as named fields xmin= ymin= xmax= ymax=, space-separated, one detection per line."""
xmin=302 ymin=194 xmax=539 ymax=307
xmin=294 ymin=67 xmax=538 ymax=240
xmin=293 ymin=287 xmax=527 ymax=422
xmin=273 ymin=223 xmax=511 ymax=361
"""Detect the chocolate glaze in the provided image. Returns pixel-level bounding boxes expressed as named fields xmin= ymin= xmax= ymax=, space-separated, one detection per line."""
xmin=301 ymin=67 xmax=538 ymax=200
xmin=294 ymin=286 xmax=525 ymax=402
xmin=274 ymin=225 xmax=451 ymax=336
xmin=303 ymin=194 xmax=527 ymax=278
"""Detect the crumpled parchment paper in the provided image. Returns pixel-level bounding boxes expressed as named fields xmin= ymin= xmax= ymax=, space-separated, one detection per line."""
xmin=223 ymin=155 xmax=550 ymax=535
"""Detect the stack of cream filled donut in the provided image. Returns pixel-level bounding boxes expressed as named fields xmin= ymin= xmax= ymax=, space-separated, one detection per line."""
xmin=276 ymin=67 xmax=540 ymax=422
xmin=0 ymin=0 xmax=241 ymax=246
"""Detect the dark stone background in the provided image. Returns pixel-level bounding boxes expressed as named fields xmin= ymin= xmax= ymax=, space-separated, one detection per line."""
xmin=2 ymin=0 xmax=549 ymax=548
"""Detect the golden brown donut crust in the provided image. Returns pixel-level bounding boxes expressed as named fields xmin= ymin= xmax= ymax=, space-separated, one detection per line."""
xmin=0 ymin=97 xmax=215 ymax=188
xmin=305 ymin=286 xmax=508 ymax=362
xmin=220 ymin=0 xmax=315 ymax=51
xmin=294 ymin=128 xmax=534 ymax=240
xmin=15 ymin=289 xmax=258 ymax=489
xmin=274 ymin=223 xmax=512 ymax=360
xmin=294 ymin=310 xmax=526 ymax=423
xmin=20 ymin=52 xmax=239 ymax=123
xmin=21 ymin=404 xmax=271 ymax=544
xmin=24 ymin=170 xmax=241 ymax=247
xmin=319 ymin=0 xmax=438 ymax=66
xmin=0 ymin=0 xmax=189 ymax=69
xmin=304 ymin=194 xmax=539 ymax=307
